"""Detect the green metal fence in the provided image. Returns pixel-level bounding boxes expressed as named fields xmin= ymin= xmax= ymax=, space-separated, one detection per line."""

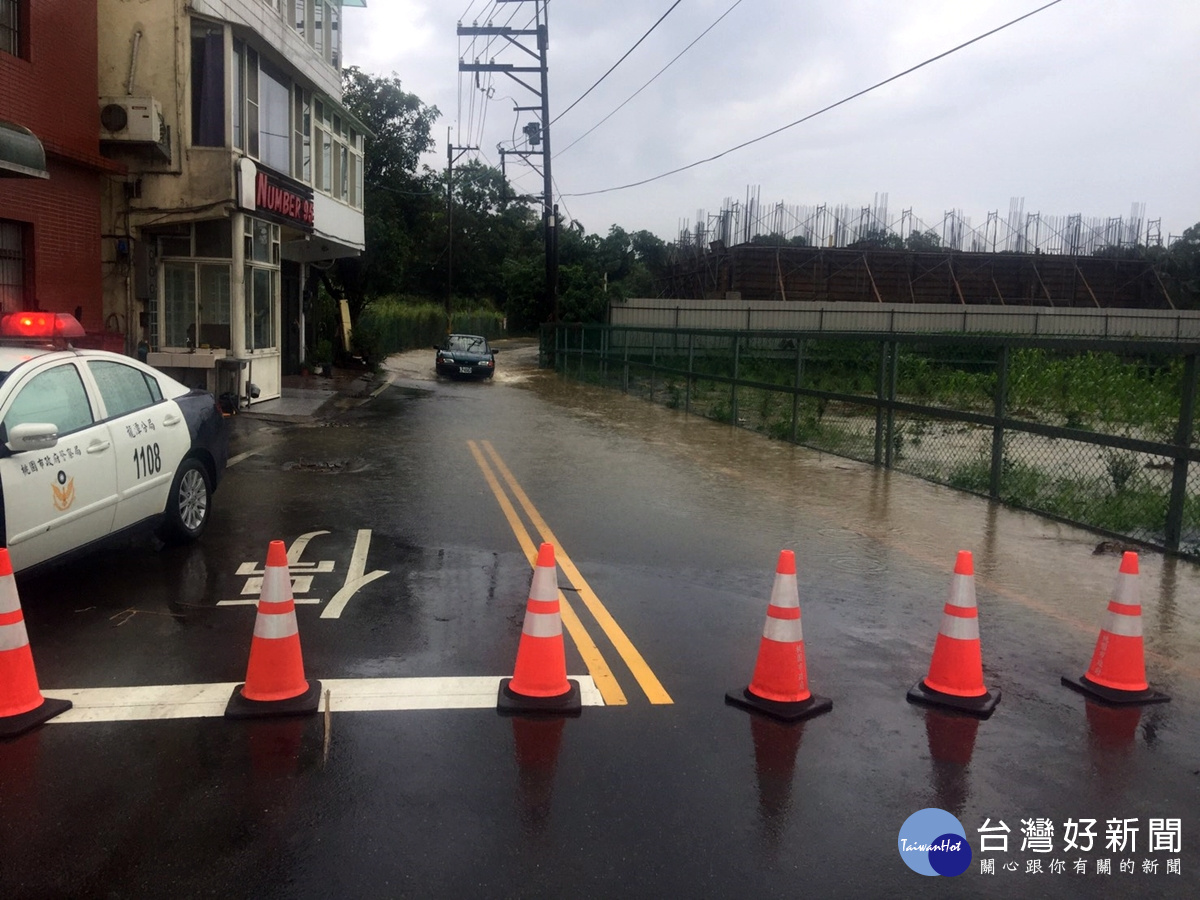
xmin=542 ymin=324 xmax=1200 ymax=559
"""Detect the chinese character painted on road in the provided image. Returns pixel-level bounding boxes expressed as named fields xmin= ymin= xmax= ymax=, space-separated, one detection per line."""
xmin=1149 ymin=818 xmax=1181 ymax=853
xmin=1026 ymin=860 xmax=1043 ymax=874
xmin=1063 ymin=818 xmax=1097 ymax=852
xmin=979 ymin=818 xmax=1011 ymax=853
xmin=1120 ymin=858 xmax=1135 ymax=874
xmin=1073 ymin=859 xmax=1087 ymax=874
xmin=1021 ymin=818 xmax=1054 ymax=853
xmin=1106 ymin=818 xmax=1139 ymax=854
xmin=980 ymin=859 xmax=994 ymax=875
xmin=1167 ymin=859 xmax=1181 ymax=875
xmin=1048 ymin=859 xmax=1066 ymax=874
xmin=1097 ymin=859 xmax=1112 ymax=875
xmin=1142 ymin=859 xmax=1159 ymax=874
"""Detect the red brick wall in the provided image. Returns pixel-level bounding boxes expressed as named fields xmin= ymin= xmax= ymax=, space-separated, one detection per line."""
xmin=1 ymin=0 xmax=105 ymax=329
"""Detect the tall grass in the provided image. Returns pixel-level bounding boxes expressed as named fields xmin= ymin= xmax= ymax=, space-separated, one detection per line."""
xmin=358 ymin=296 xmax=506 ymax=356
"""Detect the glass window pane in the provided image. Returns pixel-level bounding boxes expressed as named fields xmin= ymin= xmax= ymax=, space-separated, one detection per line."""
xmin=190 ymin=24 xmax=225 ymax=147
xmin=163 ymin=262 xmax=197 ymax=348
xmin=4 ymin=364 xmax=94 ymax=436
xmin=194 ymin=220 xmax=231 ymax=258
xmin=198 ymin=264 xmax=231 ymax=348
xmin=245 ymin=267 xmax=276 ymax=350
xmin=260 ymin=60 xmax=291 ymax=173
xmin=232 ymin=41 xmax=243 ymax=151
xmin=88 ymin=361 xmax=156 ymax=418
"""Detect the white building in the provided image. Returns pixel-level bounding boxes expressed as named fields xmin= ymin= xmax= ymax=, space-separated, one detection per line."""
xmin=98 ymin=0 xmax=367 ymax=404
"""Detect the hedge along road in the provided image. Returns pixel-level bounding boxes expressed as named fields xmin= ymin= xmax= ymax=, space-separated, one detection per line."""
xmin=1 ymin=340 xmax=1198 ymax=898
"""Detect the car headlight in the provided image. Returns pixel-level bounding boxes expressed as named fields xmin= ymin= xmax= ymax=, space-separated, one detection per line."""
xmin=480 ymin=359 xmax=493 ymax=366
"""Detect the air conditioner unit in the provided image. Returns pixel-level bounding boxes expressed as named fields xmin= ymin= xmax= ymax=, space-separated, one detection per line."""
xmin=99 ymin=97 xmax=164 ymax=143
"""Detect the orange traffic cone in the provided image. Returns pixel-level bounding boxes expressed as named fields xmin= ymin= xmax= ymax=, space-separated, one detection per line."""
xmin=726 ymin=550 xmax=832 ymax=722
xmin=225 ymin=540 xmax=321 ymax=718
xmin=907 ymin=550 xmax=1000 ymax=718
xmin=1061 ymin=552 xmax=1169 ymax=706
xmin=498 ymin=543 xmax=581 ymax=715
xmin=0 ymin=549 xmax=71 ymax=739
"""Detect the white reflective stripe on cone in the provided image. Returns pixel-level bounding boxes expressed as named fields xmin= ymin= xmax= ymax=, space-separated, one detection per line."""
xmin=0 ymin=619 xmax=30 ymax=652
xmin=0 ymin=579 xmax=21 ymax=615
xmin=253 ymin=611 xmax=300 ymax=640
xmin=1112 ymin=572 xmax=1139 ymax=607
xmin=529 ymin=565 xmax=558 ymax=603
xmin=259 ymin=567 xmax=292 ymax=607
xmin=769 ymin=573 xmax=800 ymax=609
xmin=762 ymin=616 xmax=804 ymax=643
xmin=945 ymin=573 xmax=977 ymax=609
xmin=1102 ymin=609 xmax=1143 ymax=638
xmin=522 ymin=610 xmax=563 ymax=638
xmin=939 ymin=613 xmax=980 ymax=641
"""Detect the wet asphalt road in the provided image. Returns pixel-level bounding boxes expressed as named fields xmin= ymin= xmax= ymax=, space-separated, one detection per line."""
xmin=3 ymin=343 xmax=1199 ymax=898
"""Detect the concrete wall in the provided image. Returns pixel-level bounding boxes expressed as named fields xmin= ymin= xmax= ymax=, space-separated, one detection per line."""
xmin=609 ymin=299 xmax=1200 ymax=340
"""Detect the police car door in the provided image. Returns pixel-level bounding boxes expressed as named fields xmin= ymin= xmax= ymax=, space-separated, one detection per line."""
xmin=84 ymin=359 xmax=192 ymax=532
xmin=0 ymin=358 xmax=119 ymax=571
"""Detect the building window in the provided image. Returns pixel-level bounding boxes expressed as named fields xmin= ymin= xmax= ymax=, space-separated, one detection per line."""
xmin=313 ymin=0 xmax=323 ymax=56
xmin=294 ymin=87 xmax=311 ymax=182
xmin=243 ymin=218 xmax=279 ymax=352
xmin=0 ymin=0 xmax=21 ymax=57
xmin=191 ymin=22 xmax=226 ymax=147
xmin=259 ymin=60 xmax=291 ymax=174
xmin=158 ymin=222 xmax=233 ymax=351
xmin=329 ymin=3 xmax=340 ymax=69
xmin=232 ymin=41 xmax=244 ymax=150
xmin=161 ymin=263 xmax=231 ymax=350
xmin=0 ymin=220 xmax=28 ymax=313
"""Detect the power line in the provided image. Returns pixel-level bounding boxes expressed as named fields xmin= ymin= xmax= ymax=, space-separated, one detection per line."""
xmin=551 ymin=0 xmax=683 ymax=125
xmin=555 ymin=0 xmax=745 ymax=159
xmin=563 ymin=0 xmax=1070 ymax=198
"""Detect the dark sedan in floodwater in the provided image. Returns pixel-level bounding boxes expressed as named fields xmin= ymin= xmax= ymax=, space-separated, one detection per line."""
xmin=434 ymin=334 xmax=497 ymax=380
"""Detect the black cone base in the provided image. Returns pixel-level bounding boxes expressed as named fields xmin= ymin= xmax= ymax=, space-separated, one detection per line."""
xmin=497 ymin=679 xmax=581 ymax=717
xmin=1061 ymin=674 xmax=1170 ymax=707
xmin=907 ymin=680 xmax=1000 ymax=719
xmin=225 ymin=680 xmax=322 ymax=719
xmin=0 ymin=696 xmax=73 ymax=739
xmin=725 ymin=687 xmax=832 ymax=723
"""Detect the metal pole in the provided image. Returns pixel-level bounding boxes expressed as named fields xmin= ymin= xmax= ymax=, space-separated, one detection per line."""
xmin=730 ymin=334 xmax=740 ymax=425
xmin=1165 ymin=353 xmax=1197 ymax=552
xmin=990 ymin=345 xmax=1010 ymax=499
xmin=686 ymin=331 xmax=694 ymax=415
xmin=791 ymin=337 xmax=803 ymax=443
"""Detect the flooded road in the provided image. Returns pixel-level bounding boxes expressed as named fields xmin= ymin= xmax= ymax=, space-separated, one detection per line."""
xmin=1 ymin=340 xmax=1196 ymax=897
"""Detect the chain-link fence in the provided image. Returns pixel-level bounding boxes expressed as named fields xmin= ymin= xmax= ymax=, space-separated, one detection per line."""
xmin=544 ymin=324 xmax=1200 ymax=559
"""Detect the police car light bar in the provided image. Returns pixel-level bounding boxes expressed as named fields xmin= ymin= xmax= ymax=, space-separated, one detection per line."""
xmin=0 ymin=312 xmax=86 ymax=339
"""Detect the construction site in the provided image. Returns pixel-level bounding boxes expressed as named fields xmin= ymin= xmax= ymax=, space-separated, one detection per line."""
xmin=661 ymin=193 xmax=1183 ymax=309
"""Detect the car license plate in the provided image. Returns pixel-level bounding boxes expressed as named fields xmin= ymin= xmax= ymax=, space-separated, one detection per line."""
xmin=459 ymin=366 xmax=473 ymax=374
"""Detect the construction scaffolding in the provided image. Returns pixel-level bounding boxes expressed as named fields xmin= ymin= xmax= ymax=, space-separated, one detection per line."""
xmin=676 ymin=190 xmax=1165 ymax=257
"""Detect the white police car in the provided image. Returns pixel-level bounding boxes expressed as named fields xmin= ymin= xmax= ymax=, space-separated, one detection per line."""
xmin=0 ymin=312 xmax=229 ymax=573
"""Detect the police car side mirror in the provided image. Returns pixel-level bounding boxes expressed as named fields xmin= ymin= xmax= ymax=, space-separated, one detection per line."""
xmin=6 ymin=422 xmax=59 ymax=454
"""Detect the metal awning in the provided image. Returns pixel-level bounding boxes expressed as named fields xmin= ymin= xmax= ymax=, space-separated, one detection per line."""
xmin=0 ymin=120 xmax=49 ymax=179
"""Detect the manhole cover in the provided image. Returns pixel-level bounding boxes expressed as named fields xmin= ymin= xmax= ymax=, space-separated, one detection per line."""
xmin=284 ymin=459 xmax=349 ymax=473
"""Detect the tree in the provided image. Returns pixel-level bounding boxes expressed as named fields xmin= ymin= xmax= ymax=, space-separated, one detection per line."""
xmin=334 ymin=69 xmax=441 ymax=316
xmin=1165 ymin=222 xmax=1200 ymax=308
xmin=850 ymin=227 xmax=904 ymax=250
xmin=904 ymin=229 xmax=942 ymax=252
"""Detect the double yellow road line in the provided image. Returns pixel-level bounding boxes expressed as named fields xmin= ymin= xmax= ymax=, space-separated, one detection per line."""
xmin=468 ymin=440 xmax=672 ymax=707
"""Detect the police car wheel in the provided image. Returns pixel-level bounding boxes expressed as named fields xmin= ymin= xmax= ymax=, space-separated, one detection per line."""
xmin=161 ymin=458 xmax=211 ymax=544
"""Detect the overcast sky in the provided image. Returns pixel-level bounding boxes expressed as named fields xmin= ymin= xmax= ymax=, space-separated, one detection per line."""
xmin=341 ymin=0 xmax=1200 ymax=245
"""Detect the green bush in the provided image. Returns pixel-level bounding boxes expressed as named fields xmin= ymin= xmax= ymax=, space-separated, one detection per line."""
xmin=357 ymin=296 xmax=506 ymax=355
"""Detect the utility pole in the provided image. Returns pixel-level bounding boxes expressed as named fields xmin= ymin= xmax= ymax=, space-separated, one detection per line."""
xmin=447 ymin=127 xmax=478 ymax=333
xmin=458 ymin=0 xmax=557 ymax=324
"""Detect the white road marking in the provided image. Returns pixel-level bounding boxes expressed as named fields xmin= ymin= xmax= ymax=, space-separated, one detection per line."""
xmin=320 ymin=529 xmax=388 ymax=619
xmin=44 ymin=676 xmax=602 ymax=722
xmin=216 ymin=598 xmax=322 ymax=606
